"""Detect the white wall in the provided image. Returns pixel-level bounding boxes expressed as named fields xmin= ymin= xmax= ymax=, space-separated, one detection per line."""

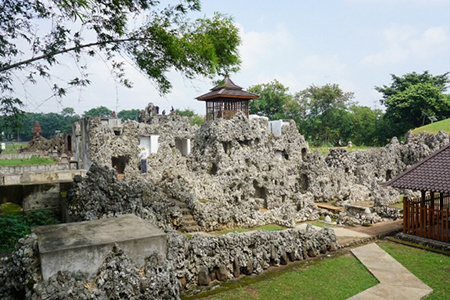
xmin=139 ymin=135 xmax=159 ymax=154
xmin=175 ymin=138 xmax=191 ymax=156
xmin=268 ymin=120 xmax=290 ymax=137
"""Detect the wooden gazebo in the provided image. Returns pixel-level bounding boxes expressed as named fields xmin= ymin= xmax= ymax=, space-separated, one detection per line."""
xmin=387 ymin=143 xmax=450 ymax=242
xmin=196 ymin=77 xmax=259 ymax=121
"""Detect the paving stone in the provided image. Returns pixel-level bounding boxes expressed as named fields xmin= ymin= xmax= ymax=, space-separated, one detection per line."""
xmin=349 ymin=243 xmax=433 ymax=300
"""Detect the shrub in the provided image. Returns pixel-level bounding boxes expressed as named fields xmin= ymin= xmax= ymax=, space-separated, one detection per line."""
xmin=0 ymin=210 xmax=58 ymax=252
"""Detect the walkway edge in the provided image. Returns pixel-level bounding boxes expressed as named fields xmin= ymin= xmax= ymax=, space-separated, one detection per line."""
xmin=348 ymin=243 xmax=433 ymax=300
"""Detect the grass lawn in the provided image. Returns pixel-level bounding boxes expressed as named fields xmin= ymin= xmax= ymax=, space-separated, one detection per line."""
xmin=378 ymin=241 xmax=450 ymax=300
xmin=310 ymin=146 xmax=376 ymax=155
xmin=389 ymin=203 xmax=403 ymax=209
xmin=188 ymin=241 xmax=450 ymax=300
xmin=412 ymin=118 xmax=450 ymax=135
xmin=211 ymin=224 xmax=286 ymax=236
xmin=193 ymin=253 xmax=378 ymax=300
xmin=309 ymin=221 xmax=338 ymax=228
xmin=0 ymin=156 xmax=56 ymax=166
xmin=0 ymin=203 xmax=23 ymax=215
xmin=1 ymin=142 xmax=28 ymax=154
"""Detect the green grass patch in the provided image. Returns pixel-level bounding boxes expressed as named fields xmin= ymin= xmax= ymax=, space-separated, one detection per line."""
xmin=412 ymin=118 xmax=450 ymax=135
xmin=0 ymin=202 xmax=23 ymax=215
xmin=389 ymin=203 xmax=403 ymax=209
xmin=310 ymin=146 xmax=376 ymax=155
xmin=1 ymin=142 xmax=28 ymax=154
xmin=0 ymin=210 xmax=58 ymax=252
xmin=309 ymin=221 xmax=337 ymax=228
xmin=211 ymin=224 xmax=286 ymax=236
xmin=378 ymin=241 xmax=450 ymax=300
xmin=187 ymin=241 xmax=449 ymax=300
xmin=0 ymin=156 xmax=56 ymax=166
xmin=195 ymin=254 xmax=378 ymax=300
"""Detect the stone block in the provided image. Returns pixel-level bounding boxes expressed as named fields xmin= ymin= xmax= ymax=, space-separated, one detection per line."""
xmin=33 ymin=214 xmax=167 ymax=280
xmin=1 ymin=174 xmax=21 ymax=185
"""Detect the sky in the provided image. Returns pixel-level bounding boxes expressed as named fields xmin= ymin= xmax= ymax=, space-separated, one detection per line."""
xmin=18 ymin=0 xmax=450 ymax=116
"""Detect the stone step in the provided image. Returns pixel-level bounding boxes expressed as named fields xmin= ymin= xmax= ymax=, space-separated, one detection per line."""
xmin=171 ymin=199 xmax=187 ymax=208
xmin=181 ymin=219 xmax=198 ymax=226
xmin=183 ymin=225 xmax=202 ymax=232
xmin=316 ymin=203 xmax=344 ymax=214
xmin=180 ymin=208 xmax=191 ymax=215
xmin=181 ymin=215 xmax=194 ymax=222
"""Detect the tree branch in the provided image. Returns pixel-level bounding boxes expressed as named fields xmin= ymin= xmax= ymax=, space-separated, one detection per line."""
xmin=0 ymin=37 xmax=144 ymax=73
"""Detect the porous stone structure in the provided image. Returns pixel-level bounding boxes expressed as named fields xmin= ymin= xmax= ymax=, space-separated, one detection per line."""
xmin=3 ymin=101 xmax=450 ymax=299
xmin=68 ymin=104 xmax=450 ymax=230
xmin=0 ymin=234 xmax=180 ymax=300
xmin=0 ymin=224 xmax=337 ymax=299
xmin=167 ymin=226 xmax=337 ymax=289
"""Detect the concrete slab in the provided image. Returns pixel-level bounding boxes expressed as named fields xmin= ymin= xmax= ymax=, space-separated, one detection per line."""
xmin=294 ymin=223 xmax=371 ymax=239
xmin=33 ymin=214 xmax=167 ymax=280
xmin=348 ymin=243 xmax=432 ymax=300
xmin=0 ymin=169 xmax=87 ymax=186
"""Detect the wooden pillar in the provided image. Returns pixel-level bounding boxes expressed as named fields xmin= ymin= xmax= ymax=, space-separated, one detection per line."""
xmin=430 ymin=192 xmax=435 ymax=239
xmin=403 ymin=196 xmax=408 ymax=233
xmin=440 ymin=192 xmax=444 ymax=210
xmin=420 ymin=190 xmax=426 ymax=236
xmin=431 ymin=191 xmax=435 ymax=208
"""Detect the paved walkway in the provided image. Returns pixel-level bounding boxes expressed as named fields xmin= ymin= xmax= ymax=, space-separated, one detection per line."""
xmin=348 ymin=243 xmax=433 ymax=300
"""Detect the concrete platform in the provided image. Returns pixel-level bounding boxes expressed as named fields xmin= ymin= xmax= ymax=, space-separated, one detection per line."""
xmin=0 ymin=169 xmax=86 ymax=186
xmin=33 ymin=214 xmax=167 ymax=280
xmin=348 ymin=243 xmax=432 ymax=300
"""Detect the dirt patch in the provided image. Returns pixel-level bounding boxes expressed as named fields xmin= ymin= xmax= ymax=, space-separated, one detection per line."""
xmin=346 ymin=220 xmax=402 ymax=237
xmin=244 ymin=286 xmax=260 ymax=298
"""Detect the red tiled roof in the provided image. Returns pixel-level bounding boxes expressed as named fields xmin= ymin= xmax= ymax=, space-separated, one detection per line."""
xmin=196 ymin=77 xmax=259 ymax=101
xmin=386 ymin=142 xmax=450 ymax=192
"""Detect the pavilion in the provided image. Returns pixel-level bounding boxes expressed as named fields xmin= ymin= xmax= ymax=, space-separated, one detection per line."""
xmin=387 ymin=143 xmax=450 ymax=242
xmin=196 ymin=77 xmax=259 ymax=121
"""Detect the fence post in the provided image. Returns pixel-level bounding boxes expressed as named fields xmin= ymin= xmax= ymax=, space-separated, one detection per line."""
xmin=403 ymin=196 xmax=408 ymax=233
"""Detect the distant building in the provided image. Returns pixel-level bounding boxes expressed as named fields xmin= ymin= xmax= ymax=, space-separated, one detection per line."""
xmin=196 ymin=77 xmax=259 ymax=120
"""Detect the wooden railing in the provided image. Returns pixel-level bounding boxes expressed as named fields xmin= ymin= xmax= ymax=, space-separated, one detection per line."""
xmin=403 ymin=196 xmax=450 ymax=242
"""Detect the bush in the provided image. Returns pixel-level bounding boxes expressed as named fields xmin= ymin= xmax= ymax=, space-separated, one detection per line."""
xmin=0 ymin=210 xmax=58 ymax=252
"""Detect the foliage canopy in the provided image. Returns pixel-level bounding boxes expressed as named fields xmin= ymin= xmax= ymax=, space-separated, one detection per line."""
xmin=376 ymin=71 xmax=450 ymax=138
xmin=0 ymin=0 xmax=241 ymax=129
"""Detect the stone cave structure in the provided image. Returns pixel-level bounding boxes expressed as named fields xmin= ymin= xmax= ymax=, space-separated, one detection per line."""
xmin=2 ymin=100 xmax=450 ymax=299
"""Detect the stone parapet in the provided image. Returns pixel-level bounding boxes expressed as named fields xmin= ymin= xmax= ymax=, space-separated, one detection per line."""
xmin=32 ymin=214 xmax=167 ymax=280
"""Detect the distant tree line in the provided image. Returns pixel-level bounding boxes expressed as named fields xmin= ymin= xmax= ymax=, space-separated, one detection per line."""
xmin=249 ymin=71 xmax=450 ymax=146
xmin=1 ymin=71 xmax=448 ymax=145
xmin=0 ymin=106 xmax=204 ymax=141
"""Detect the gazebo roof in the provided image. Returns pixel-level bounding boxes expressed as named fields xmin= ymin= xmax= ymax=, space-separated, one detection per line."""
xmin=386 ymin=142 xmax=450 ymax=193
xmin=196 ymin=77 xmax=259 ymax=101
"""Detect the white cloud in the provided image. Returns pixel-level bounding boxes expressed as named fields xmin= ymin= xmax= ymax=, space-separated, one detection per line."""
xmin=362 ymin=26 xmax=450 ymax=65
xmin=247 ymin=54 xmax=353 ymax=94
xmin=344 ymin=0 xmax=449 ymax=5
xmin=237 ymin=23 xmax=293 ymax=72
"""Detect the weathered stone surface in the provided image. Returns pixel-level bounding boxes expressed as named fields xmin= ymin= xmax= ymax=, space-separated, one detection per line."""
xmin=33 ymin=214 xmax=167 ymax=280
xmin=67 ymin=104 xmax=450 ymax=229
xmin=166 ymin=225 xmax=338 ymax=289
xmin=0 ymin=239 xmax=180 ymax=300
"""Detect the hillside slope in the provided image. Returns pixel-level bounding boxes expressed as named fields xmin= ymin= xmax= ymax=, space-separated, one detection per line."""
xmin=412 ymin=118 xmax=450 ymax=135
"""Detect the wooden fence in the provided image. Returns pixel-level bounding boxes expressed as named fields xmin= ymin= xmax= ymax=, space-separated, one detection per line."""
xmin=403 ymin=195 xmax=450 ymax=242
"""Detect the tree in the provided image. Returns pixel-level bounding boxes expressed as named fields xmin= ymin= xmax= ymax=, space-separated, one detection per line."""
xmin=117 ymin=109 xmax=140 ymax=121
xmin=295 ymin=84 xmax=354 ymax=145
xmin=348 ymin=106 xmax=384 ymax=146
xmin=376 ymin=71 xmax=450 ymax=138
xmin=60 ymin=107 xmax=77 ymax=118
xmin=248 ymin=80 xmax=292 ymax=120
xmin=83 ymin=106 xmax=113 ymax=118
xmin=1 ymin=1 xmax=241 ymax=120
xmin=175 ymin=108 xmax=205 ymax=126
xmin=60 ymin=107 xmax=80 ymax=133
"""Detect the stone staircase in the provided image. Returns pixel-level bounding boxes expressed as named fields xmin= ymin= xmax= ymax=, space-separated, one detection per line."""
xmin=171 ymin=199 xmax=202 ymax=232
